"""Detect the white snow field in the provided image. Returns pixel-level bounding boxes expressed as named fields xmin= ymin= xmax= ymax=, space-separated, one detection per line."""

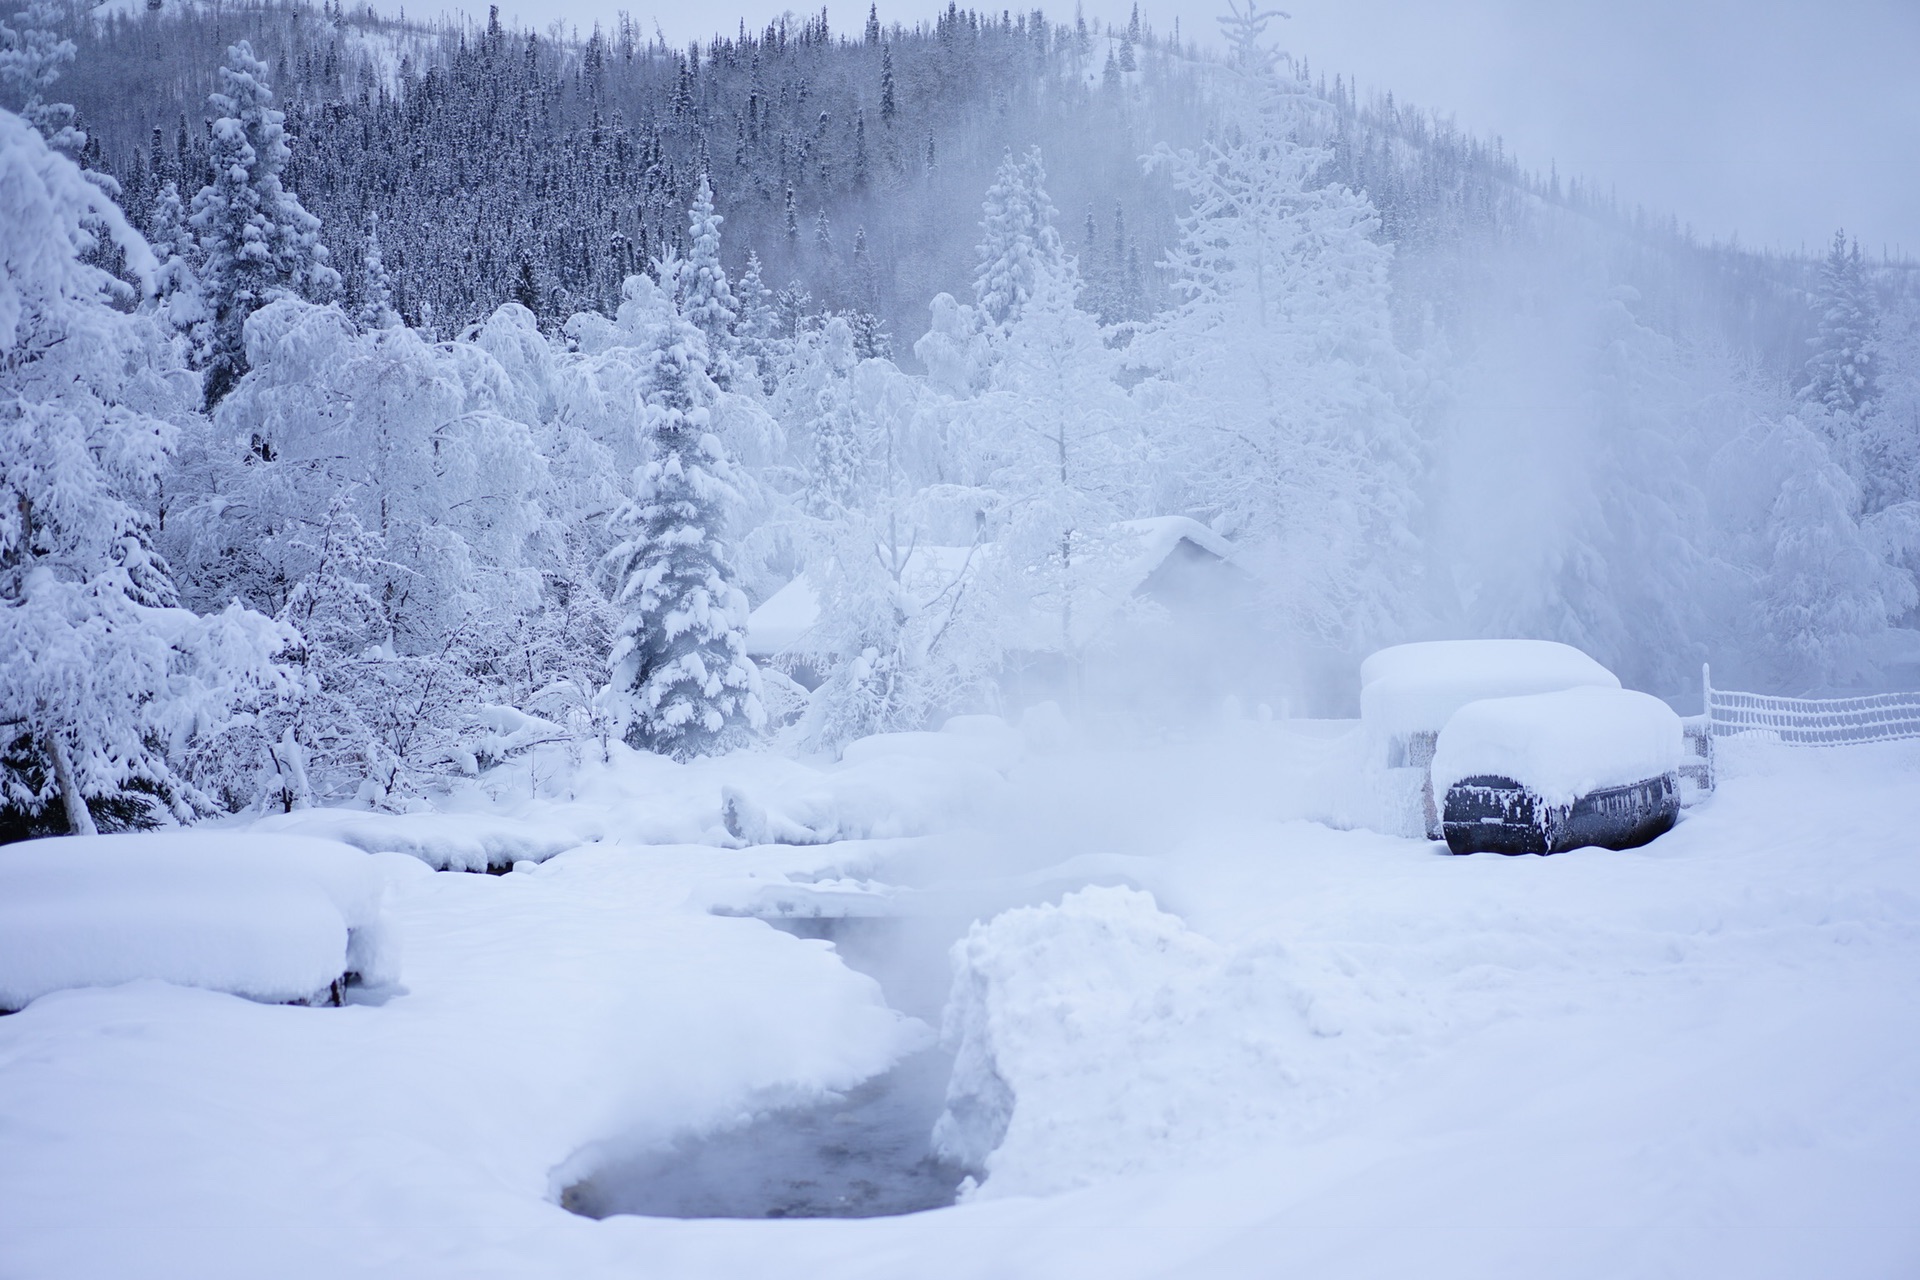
xmin=2 ymin=727 xmax=1917 ymax=1279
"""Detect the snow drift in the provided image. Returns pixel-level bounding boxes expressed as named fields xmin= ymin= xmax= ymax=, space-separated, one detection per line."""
xmin=0 ymin=832 xmax=396 ymax=1010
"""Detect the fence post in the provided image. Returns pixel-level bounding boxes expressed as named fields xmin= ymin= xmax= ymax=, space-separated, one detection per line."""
xmin=1701 ymin=662 xmax=1712 ymax=720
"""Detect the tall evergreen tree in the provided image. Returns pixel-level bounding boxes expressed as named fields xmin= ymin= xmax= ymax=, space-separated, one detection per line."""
xmin=355 ymin=210 xmax=398 ymax=331
xmin=187 ymin=41 xmax=339 ymax=407
xmin=602 ymin=288 xmax=763 ymax=760
xmin=1802 ymin=230 xmax=1879 ymax=421
xmin=973 ymin=145 xmax=1065 ymax=335
xmin=679 ymin=173 xmax=737 ymax=386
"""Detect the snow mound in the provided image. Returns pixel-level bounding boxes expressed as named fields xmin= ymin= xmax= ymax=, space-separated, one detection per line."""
xmin=1360 ymin=639 xmax=1620 ymax=738
xmin=248 ymin=808 xmax=584 ymax=872
xmin=1432 ymin=686 xmax=1684 ymax=805
xmin=935 ymin=885 xmax=1321 ymax=1196
xmin=0 ymin=832 xmax=396 ymax=1011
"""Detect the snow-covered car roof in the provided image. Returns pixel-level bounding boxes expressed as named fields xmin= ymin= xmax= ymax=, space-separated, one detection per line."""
xmin=1360 ymin=639 xmax=1621 ymax=739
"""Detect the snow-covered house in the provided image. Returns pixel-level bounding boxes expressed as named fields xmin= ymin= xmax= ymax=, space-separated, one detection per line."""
xmin=745 ymin=518 xmax=1249 ymax=709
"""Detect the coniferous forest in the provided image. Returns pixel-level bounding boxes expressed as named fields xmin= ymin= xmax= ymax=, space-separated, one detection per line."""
xmin=5 ymin=0 xmax=1918 ymax=833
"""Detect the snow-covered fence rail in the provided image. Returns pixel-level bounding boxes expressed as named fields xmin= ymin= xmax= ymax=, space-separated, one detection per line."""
xmin=1707 ymin=687 xmax=1920 ymax=746
xmin=1678 ymin=666 xmax=1920 ymax=805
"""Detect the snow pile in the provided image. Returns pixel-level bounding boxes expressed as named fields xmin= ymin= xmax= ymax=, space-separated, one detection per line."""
xmin=248 ymin=808 xmax=583 ymax=872
xmin=1431 ymin=686 xmax=1684 ymax=805
xmin=935 ymin=885 xmax=1328 ymax=1195
xmin=1360 ymin=639 xmax=1620 ymax=738
xmin=0 ymin=833 xmax=396 ymax=1011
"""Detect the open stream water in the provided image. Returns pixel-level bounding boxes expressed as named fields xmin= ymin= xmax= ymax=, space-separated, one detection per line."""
xmin=561 ymin=914 xmax=971 ymax=1220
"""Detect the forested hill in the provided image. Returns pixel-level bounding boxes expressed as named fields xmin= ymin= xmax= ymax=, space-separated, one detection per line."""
xmin=62 ymin=0 xmax=1877 ymax=374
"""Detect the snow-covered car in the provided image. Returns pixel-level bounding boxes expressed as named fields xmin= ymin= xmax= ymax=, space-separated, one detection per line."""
xmin=1360 ymin=640 xmax=1624 ymax=837
xmin=1430 ymin=687 xmax=1684 ymax=855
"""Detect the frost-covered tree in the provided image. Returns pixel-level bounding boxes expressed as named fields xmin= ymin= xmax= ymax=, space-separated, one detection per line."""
xmin=970 ymin=259 xmax=1142 ymax=665
xmin=1135 ymin=6 xmax=1419 ymax=654
xmin=805 ymin=356 xmax=999 ymax=749
xmin=1758 ymin=418 xmax=1913 ymax=689
xmin=0 ymin=108 xmax=293 ymax=837
xmin=168 ymin=299 xmax=546 ymax=805
xmin=973 ymin=145 xmax=1068 ymax=336
xmin=1802 ymin=231 xmax=1879 ymax=423
xmin=355 ymin=210 xmax=398 ymax=331
xmin=188 ymin=41 xmax=339 ymax=406
xmin=601 ymin=288 xmax=764 ymax=760
xmin=0 ymin=0 xmax=79 ymax=154
xmin=678 ymin=172 xmax=738 ymax=387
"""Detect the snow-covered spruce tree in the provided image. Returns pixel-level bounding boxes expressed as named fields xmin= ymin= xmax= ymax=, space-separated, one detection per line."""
xmin=678 ymin=173 xmax=738 ymax=389
xmin=972 ymin=146 xmax=1068 ymax=338
xmin=355 ymin=210 xmax=398 ymax=331
xmin=1134 ymin=4 xmax=1420 ymax=655
xmin=1802 ymin=231 xmax=1880 ymax=424
xmin=732 ymin=250 xmax=778 ymax=393
xmin=145 ymin=177 xmax=203 ymax=335
xmin=1758 ymin=417 xmax=1913 ymax=689
xmin=602 ymin=291 xmax=764 ymax=760
xmin=188 ymin=41 xmax=339 ymax=407
xmin=0 ymin=108 xmax=294 ymax=837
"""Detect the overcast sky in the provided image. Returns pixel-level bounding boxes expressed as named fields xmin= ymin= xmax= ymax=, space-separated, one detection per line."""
xmin=438 ymin=0 xmax=1920 ymax=257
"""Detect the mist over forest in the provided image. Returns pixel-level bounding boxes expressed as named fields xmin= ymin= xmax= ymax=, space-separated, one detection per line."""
xmin=5 ymin=0 xmax=1918 ymax=817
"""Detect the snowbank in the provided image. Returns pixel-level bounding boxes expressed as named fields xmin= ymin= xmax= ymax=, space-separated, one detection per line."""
xmin=248 ymin=807 xmax=584 ymax=872
xmin=0 ymin=832 xmax=396 ymax=1011
xmin=1431 ymin=686 xmax=1684 ymax=805
xmin=1360 ymin=639 xmax=1620 ymax=739
xmin=935 ymin=885 xmax=1317 ymax=1195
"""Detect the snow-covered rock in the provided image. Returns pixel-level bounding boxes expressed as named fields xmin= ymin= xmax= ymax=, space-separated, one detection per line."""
xmin=0 ymin=832 xmax=397 ymax=1011
xmin=1432 ymin=686 xmax=1684 ymax=805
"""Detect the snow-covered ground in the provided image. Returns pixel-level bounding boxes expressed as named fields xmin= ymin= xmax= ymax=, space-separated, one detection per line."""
xmin=3 ymin=727 xmax=1917 ymax=1279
